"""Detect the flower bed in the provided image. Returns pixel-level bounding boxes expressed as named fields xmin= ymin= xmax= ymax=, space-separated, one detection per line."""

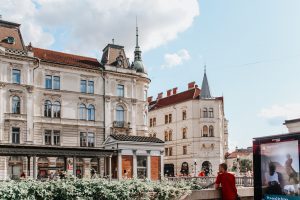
xmin=0 ymin=178 xmax=191 ymax=200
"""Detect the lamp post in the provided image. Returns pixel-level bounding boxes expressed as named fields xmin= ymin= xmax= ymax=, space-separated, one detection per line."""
xmin=194 ymin=159 xmax=197 ymax=177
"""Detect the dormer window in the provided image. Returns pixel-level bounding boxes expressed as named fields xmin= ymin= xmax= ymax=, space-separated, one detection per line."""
xmin=5 ymin=36 xmax=15 ymax=44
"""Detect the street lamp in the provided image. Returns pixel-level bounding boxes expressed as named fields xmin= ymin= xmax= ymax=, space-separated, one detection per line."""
xmin=194 ymin=159 xmax=197 ymax=177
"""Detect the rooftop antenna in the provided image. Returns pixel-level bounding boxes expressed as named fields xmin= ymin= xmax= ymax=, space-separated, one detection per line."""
xmin=136 ymin=16 xmax=139 ymax=47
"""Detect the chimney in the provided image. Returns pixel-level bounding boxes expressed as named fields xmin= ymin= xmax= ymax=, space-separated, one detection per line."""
xmin=157 ymin=92 xmax=163 ymax=99
xmin=173 ymin=87 xmax=178 ymax=95
xmin=188 ymin=81 xmax=195 ymax=89
xmin=167 ymin=89 xmax=172 ymax=97
xmin=147 ymin=96 xmax=153 ymax=102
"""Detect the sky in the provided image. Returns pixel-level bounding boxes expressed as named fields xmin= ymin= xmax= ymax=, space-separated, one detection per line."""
xmin=2 ymin=0 xmax=300 ymax=151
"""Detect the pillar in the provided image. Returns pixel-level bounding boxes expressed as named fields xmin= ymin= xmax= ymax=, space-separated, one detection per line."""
xmin=64 ymin=157 xmax=67 ymax=171
xmin=97 ymin=157 xmax=101 ymax=176
xmin=104 ymin=157 xmax=106 ymax=177
xmin=117 ymin=151 xmax=122 ymax=180
xmin=108 ymin=155 xmax=112 ymax=181
xmin=160 ymin=151 xmax=164 ymax=179
xmin=73 ymin=156 xmax=76 ymax=176
xmin=33 ymin=155 xmax=37 ymax=180
xmin=133 ymin=150 xmax=137 ymax=178
xmin=27 ymin=156 xmax=30 ymax=176
xmin=147 ymin=151 xmax=151 ymax=180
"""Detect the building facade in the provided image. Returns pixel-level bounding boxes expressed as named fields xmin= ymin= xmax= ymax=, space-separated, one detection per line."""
xmin=284 ymin=118 xmax=300 ymax=133
xmin=0 ymin=19 xmax=163 ymax=180
xmin=148 ymin=72 xmax=228 ymax=176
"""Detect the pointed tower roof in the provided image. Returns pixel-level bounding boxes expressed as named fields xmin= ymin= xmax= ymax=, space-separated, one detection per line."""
xmin=131 ymin=18 xmax=147 ymax=74
xmin=200 ymin=67 xmax=212 ymax=99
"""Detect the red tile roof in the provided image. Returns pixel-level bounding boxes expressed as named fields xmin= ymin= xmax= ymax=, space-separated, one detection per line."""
xmin=149 ymin=88 xmax=201 ymax=111
xmin=32 ymin=47 xmax=101 ymax=70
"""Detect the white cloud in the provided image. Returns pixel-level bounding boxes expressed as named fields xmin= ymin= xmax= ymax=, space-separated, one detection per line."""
xmin=0 ymin=0 xmax=199 ymax=59
xmin=259 ymin=103 xmax=300 ymax=125
xmin=161 ymin=49 xmax=191 ymax=68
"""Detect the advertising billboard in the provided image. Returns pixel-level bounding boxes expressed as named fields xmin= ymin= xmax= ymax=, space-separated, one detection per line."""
xmin=253 ymin=133 xmax=300 ymax=200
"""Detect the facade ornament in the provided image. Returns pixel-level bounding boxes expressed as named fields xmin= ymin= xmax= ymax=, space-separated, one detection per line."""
xmin=26 ymin=85 xmax=34 ymax=93
xmin=0 ymin=82 xmax=6 ymax=88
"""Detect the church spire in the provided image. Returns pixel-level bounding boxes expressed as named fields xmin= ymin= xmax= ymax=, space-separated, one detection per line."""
xmin=200 ymin=66 xmax=212 ymax=99
xmin=134 ymin=17 xmax=142 ymax=61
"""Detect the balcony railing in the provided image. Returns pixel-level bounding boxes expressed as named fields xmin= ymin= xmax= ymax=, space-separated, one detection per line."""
xmin=113 ymin=121 xmax=129 ymax=128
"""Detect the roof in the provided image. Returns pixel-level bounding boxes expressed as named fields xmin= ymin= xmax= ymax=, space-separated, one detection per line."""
xmin=284 ymin=118 xmax=300 ymax=125
xmin=227 ymin=149 xmax=252 ymax=159
xmin=149 ymin=88 xmax=200 ymax=111
xmin=200 ymin=71 xmax=212 ymax=99
xmin=110 ymin=134 xmax=164 ymax=143
xmin=101 ymin=44 xmax=130 ymax=68
xmin=32 ymin=47 xmax=101 ymax=70
xmin=0 ymin=20 xmax=26 ymax=51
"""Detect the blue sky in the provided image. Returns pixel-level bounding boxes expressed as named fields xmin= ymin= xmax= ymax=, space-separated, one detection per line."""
xmin=2 ymin=0 xmax=300 ymax=150
xmin=144 ymin=0 xmax=300 ymax=149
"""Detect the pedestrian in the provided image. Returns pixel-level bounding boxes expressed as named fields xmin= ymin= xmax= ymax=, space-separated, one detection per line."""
xmin=215 ymin=163 xmax=239 ymax=200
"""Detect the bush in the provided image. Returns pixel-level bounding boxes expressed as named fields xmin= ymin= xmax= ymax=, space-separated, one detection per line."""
xmin=0 ymin=177 xmax=191 ymax=200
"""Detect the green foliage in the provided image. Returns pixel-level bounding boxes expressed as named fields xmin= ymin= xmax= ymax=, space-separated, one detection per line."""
xmin=239 ymin=159 xmax=252 ymax=173
xmin=0 ymin=177 xmax=191 ymax=200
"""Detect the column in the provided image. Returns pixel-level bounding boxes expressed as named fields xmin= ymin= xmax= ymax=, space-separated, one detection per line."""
xmin=97 ymin=157 xmax=101 ymax=176
xmin=103 ymin=157 xmax=106 ymax=177
xmin=133 ymin=150 xmax=137 ymax=178
xmin=33 ymin=155 xmax=37 ymax=180
xmin=64 ymin=157 xmax=67 ymax=171
xmin=160 ymin=151 xmax=164 ymax=179
xmin=147 ymin=151 xmax=151 ymax=180
xmin=117 ymin=151 xmax=122 ymax=180
xmin=27 ymin=156 xmax=31 ymax=176
xmin=108 ymin=155 xmax=112 ymax=181
xmin=73 ymin=156 xmax=76 ymax=176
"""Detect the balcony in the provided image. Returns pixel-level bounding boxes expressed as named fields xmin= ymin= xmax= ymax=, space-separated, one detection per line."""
xmin=4 ymin=113 xmax=27 ymax=121
xmin=113 ymin=121 xmax=130 ymax=128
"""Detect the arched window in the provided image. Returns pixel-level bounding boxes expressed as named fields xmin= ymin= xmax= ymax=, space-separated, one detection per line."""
xmin=169 ymin=131 xmax=173 ymax=141
xmin=116 ymin=105 xmax=124 ymax=122
xmin=12 ymin=96 xmax=20 ymax=114
xmin=44 ymin=100 xmax=52 ymax=117
xmin=53 ymin=101 xmax=61 ymax=118
xmin=182 ymin=128 xmax=187 ymax=139
xmin=79 ymin=104 xmax=86 ymax=120
xmin=209 ymin=126 xmax=214 ymax=137
xmin=203 ymin=125 xmax=208 ymax=137
xmin=203 ymin=108 xmax=208 ymax=118
xmin=87 ymin=105 xmax=95 ymax=121
xmin=209 ymin=108 xmax=214 ymax=118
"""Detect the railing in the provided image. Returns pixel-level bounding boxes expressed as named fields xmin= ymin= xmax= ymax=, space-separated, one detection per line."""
xmin=167 ymin=176 xmax=254 ymax=188
xmin=113 ymin=121 xmax=129 ymax=128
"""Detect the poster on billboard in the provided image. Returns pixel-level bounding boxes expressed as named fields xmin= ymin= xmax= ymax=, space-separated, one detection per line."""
xmin=260 ymin=140 xmax=300 ymax=200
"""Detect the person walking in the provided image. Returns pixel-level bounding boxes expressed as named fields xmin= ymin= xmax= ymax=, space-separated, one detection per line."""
xmin=215 ymin=163 xmax=238 ymax=200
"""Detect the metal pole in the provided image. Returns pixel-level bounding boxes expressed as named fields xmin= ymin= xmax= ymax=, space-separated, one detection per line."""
xmin=109 ymin=155 xmax=112 ymax=181
xmin=27 ymin=156 xmax=30 ymax=176
xmin=33 ymin=155 xmax=37 ymax=180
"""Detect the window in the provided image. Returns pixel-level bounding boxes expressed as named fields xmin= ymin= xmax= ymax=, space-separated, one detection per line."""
xmin=53 ymin=76 xmax=60 ymax=90
xmin=45 ymin=75 xmax=52 ymax=89
xmin=87 ymin=132 xmax=95 ymax=147
xmin=12 ymin=69 xmax=20 ymax=84
xmin=165 ymin=115 xmax=168 ymax=124
xmin=117 ymin=84 xmax=124 ymax=97
xmin=169 ymin=131 xmax=172 ymax=141
xmin=88 ymin=81 xmax=94 ymax=94
xmin=12 ymin=96 xmax=20 ymax=114
xmin=79 ymin=104 xmax=86 ymax=120
xmin=12 ymin=127 xmax=20 ymax=144
xmin=182 ymin=110 xmax=187 ymax=120
xmin=6 ymin=36 xmax=15 ymax=44
xmin=87 ymin=105 xmax=95 ymax=121
xmin=44 ymin=130 xmax=52 ymax=145
xmin=209 ymin=126 xmax=214 ymax=137
xmin=53 ymin=101 xmax=61 ymax=118
xmin=80 ymin=80 xmax=87 ymax=93
xmin=116 ymin=105 xmax=124 ymax=122
xmin=164 ymin=131 xmax=168 ymax=141
xmin=153 ymin=118 xmax=156 ymax=126
xmin=182 ymin=128 xmax=187 ymax=139
xmin=44 ymin=100 xmax=52 ymax=117
xmin=165 ymin=148 xmax=169 ymax=156
xmin=137 ymin=156 xmax=147 ymax=179
xmin=53 ymin=130 xmax=60 ymax=146
xmin=150 ymin=118 xmax=153 ymax=127
xmin=168 ymin=114 xmax=172 ymax=123
xmin=203 ymin=108 xmax=208 ymax=118
xmin=203 ymin=125 xmax=208 ymax=137
xmin=209 ymin=108 xmax=214 ymax=118
xmin=80 ymin=132 xmax=87 ymax=147
xmin=183 ymin=146 xmax=187 ymax=155
xmin=169 ymin=147 xmax=173 ymax=156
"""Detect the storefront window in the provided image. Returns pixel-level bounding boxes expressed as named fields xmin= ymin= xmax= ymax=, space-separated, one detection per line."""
xmin=137 ymin=156 xmax=147 ymax=179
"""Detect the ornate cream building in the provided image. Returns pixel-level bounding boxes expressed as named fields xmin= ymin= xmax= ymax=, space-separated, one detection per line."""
xmin=148 ymin=71 xmax=228 ymax=176
xmin=0 ymin=19 xmax=163 ymax=180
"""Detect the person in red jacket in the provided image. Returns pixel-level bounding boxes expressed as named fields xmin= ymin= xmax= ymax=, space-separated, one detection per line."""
xmin=215 ymin=163 xmax=238 ymax=200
